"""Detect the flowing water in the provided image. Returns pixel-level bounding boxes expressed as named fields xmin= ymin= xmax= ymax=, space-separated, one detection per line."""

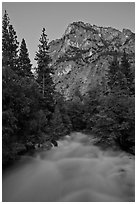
xmin=2 ymin=132 xmax=135 ymax=202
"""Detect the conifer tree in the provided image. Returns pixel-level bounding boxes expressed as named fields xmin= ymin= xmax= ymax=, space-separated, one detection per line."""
xmin=120 ymin=50 xmax=134 ymax=94
xmin=99 ymin=51 xmax=135 ymax=152
xmin=107 ymin=51 xmax=134 ymax=94
xmin=2 ymin=10 xmax=19 ymax=71
xmin=8 ymin=24 xmax=19 ymax=71
xmin=35 ymin=28 xmax=55 ymax=108
xmin=51 ymin=105 xmax=66 ymax=140
xmin=2 ymin=10 xmax=19 ymax=113
xmin=107 ymin=55 xmax=127 ymax=92
xmin=107 ymin=56 xmax=120 ymax=90
xmin=18 ymin=38 xmax=32 ymax=77
xmin=2 ymin=10 xmax=10 ymax=67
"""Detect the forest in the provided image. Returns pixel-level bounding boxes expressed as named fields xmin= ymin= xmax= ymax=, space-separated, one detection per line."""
xmin=2 ymin=10 xmax=135 ymax=167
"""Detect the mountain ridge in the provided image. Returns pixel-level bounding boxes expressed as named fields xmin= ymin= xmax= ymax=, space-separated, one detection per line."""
xmin=48 ymin=21 xmax=135 ymax=100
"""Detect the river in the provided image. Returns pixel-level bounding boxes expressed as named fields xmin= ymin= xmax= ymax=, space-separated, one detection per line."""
xmin=2 ymin=132 xmax=135 ymax=202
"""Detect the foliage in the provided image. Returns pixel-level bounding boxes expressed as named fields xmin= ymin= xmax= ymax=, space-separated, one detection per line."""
xmin=2 ymin=13 xmax=53 ymax=166
xmin=67 ymin=100 xmax=86 ymax=130
xmin=18 ymin=38 xmax=32 ymax=77
xmin=91 ymin=54 xmax=135 ymax=153
xmin=83 ymin=86 xmax=102 ymax=130
xmin=107 ymin=51 xmax=134 ymax=94
xmin=2 ymin=11 xmax=135 ymax=168
xmin=2 ymin=12 xmax=69 ymax=167
xmin=50 ymin=105 xmax=67 ymax=140
xmin=120 ymin=50 xmax=135 ymax=94
xmin=2 ymin=10 xmax=10 ymax=66
xmin=35 ymin=28 xmax=55 ymax=105
xmin=2 ymin=10 xmax=19 ymax=70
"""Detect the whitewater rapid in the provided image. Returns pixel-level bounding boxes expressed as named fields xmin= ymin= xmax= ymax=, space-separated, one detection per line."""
xmin=2 ymin=132 xmax=135 ymax=202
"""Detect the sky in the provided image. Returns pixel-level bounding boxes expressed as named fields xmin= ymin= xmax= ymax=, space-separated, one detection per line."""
xmin=2 ymin=2 xmax=135 ymax=67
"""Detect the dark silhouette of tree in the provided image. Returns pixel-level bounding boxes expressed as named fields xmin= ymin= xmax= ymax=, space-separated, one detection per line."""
xmin=35 ymin=28 xmax=55 ymax=109
xmin=8 ymin=24 xmax=19 ymax=71
xmin=51 ymin=105 xmax=64 ymax=137
xmin=94 ymin=52 xmax=135 ymax=153
xmin=107 ymin=52 xmax=134 ymax=94
xmin=2 ymin=11 xmax=19 ymax=149
xmin=18 ymin=38 xmax=32 ymax=77
xmin=107 ymin=55 xmax=123 ymax=90
xmin=2 ymin=10 xmax=10 ymax=67
xmin=120 ymin=50 xmax=134 ymax=94
xmin=2 ymin=10 xmax=19 ymax=71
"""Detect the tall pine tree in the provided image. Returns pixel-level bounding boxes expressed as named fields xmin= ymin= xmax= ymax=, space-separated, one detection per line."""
xmin=107 ymin=54 xmax=128 ymax=93
xmin=2 ymin=10 xmax=19 ymax=71
xmin=120 ymin=50 xmax=134 ymax=94
xmin=35 ymin=28 xmax=55 ymax=109
xmin=2 ymin=10 xmax=10 ymax=67
xmin=18 ymin=38 xmax=32 ymax=77
xmin=8 ymin=24 xmax=19 ymax=71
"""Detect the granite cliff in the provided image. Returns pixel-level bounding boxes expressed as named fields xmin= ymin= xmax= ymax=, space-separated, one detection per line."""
xmin=48 ymin=21 xmax=135 ymax=99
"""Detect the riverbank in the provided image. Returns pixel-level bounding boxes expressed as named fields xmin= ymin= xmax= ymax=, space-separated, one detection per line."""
xmin=3 ymin=131 xmax=135 ymax=170
xmin=2 ymin=139 xmax=54 ymax=169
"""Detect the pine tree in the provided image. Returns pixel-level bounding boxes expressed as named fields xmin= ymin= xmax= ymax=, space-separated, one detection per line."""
xmin=35 ymin=28 xmax=55 ymax=108
xmin=2 ymin=10 xmax=19 ymax=71
xmin=100 ymin=51 xmax=135 ymax=152
xmin=107 ymin=51 xmax=134 ymax=95
xmin=8 ymin=24 xmax=19 ymax=70
xmin=107 ymin=55 xmax=127 ymax=92
xmin=18 ymin=38 xmax=32 ymax=77
xmin=51 ymin=105 xmax=66 ymax=140
xmin=2 ymin=10 xmax=10 ymax=67
xmin=2 ymin=10 xmax=19 ymax=113
xmin=107 ymin=55 xmax=119 ymax=89
xmin=120 ymin=50 xmax=134 ymax=94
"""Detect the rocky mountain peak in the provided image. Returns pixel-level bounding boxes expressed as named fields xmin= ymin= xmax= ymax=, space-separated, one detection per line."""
xmin=49 ymin=21 xmax=135 ymax=100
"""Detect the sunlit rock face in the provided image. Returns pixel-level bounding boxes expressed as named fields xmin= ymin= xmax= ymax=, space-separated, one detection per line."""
xmin=48 ymin=21 xmax=135 ymax=100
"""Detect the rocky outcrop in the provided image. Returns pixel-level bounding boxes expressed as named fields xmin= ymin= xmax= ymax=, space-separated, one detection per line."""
xmin=49 ymin=21 xmax=135 ymax=100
